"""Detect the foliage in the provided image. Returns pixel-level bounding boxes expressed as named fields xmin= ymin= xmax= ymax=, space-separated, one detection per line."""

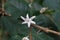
xmin=0 ymin=0 xmax=60 ymax=40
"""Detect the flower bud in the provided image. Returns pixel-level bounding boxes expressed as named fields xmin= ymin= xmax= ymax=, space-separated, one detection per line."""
xmin=40 ymin=7 xmax=48 ymax=13
xmin=22 ymin=36 xmax=29 ymax=40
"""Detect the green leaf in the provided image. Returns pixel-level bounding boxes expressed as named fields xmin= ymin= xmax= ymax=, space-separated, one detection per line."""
xmin=53 ymin=10 xmax=60 ymax=31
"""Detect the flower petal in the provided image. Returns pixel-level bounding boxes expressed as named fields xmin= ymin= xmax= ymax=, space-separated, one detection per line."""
xmin=26 ymin=14 xmax=29 ymax=19
xmin=22 ymin=37 xmax=29 ymax=40
xmin=21 ymin=16 xmax=25 ymax=20
xmin=22 ymin=22 xmax=27 ymax=24
xmin=28 ymin=22 xmax=31 ymax=27
xmin=31 ymin=21 xmax=36 ymax=24
xmin=30 ymin=16 xmax=36 ymax=20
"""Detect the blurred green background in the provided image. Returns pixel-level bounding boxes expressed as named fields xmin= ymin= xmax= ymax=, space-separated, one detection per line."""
xmin=0 ymin=0 xmax=60 ymax=40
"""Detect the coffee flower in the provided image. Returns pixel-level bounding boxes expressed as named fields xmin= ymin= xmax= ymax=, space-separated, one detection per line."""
xmin=21 ymin=14 xmax=36 ymax=28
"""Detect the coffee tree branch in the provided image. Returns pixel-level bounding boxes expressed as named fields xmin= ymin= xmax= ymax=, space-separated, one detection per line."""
xmin=31 ymin=24 xmax=60 ymax=36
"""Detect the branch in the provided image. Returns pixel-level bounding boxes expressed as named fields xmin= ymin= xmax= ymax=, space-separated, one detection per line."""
xmin=31 ymin=24 xmax=60 ymax=36
xmin=1 ymin=0 xmax=11 ymax=16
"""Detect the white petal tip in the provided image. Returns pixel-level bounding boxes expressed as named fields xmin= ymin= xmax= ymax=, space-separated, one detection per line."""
xmin=28 ymin=25 xmax=30 ymax=28
xmin=33 ymin=16 xmax=36 ymax=18
xmin=33 ymin=22 xmax=36 ymax=24
xmin=28 ymin=26 xmax=30 ymax=28
xmin=20 ymin=16 xmax=25 ymax=20
xmin=27 ymin=14 xmax=29 ymax=16
xmin=22 ymin=23 xmax=24 ymax=24
xmin=27 ymin=13 xmax=28 ymax=15
xmin=20 ymin=16 xmax=22 ymax=18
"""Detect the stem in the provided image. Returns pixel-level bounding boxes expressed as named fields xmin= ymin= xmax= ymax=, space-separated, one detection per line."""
xmin=29 ymin=26 xmax=32 ymax=40
xmin=31 ymin=24 xmax=60 ymax=36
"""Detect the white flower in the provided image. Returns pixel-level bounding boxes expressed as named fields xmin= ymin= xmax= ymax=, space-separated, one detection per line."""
xmin=21 ymin=14 xmax=36 ymax=28
xmin=40 ymin=7 xmax=48 ymax=13
xmin=22 ymin=36 xmax=29 ymax=40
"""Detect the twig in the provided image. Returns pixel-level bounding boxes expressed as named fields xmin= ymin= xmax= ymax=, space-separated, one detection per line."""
xmin=31 ymin=24 xmax=60 ymax=36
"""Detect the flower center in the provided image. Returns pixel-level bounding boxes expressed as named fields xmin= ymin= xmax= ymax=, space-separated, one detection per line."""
xmin=26 ymin=19 xmax=30 ymax=22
